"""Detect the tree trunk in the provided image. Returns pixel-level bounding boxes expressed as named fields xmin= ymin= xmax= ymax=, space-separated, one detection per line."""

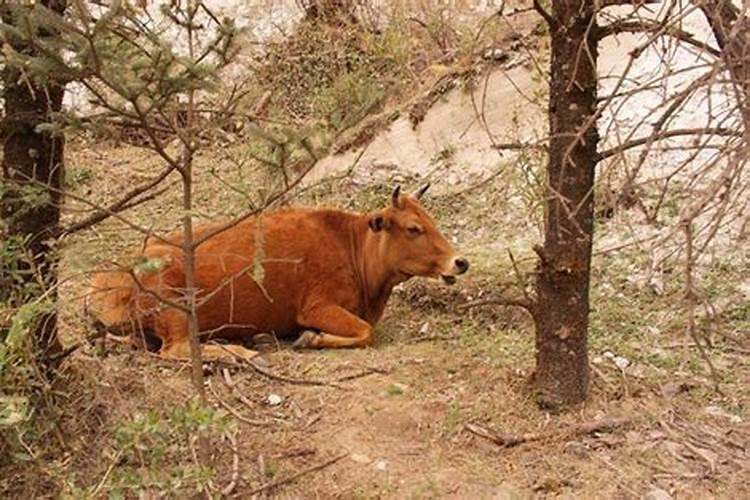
xmin=0 ymin=0 xmax=68 ymax=364
xmin=533 ymin=0 xmax=599 ymax=410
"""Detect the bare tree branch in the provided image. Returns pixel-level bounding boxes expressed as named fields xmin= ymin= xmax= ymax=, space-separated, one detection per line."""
xmin=533 ymin=0 xmax=555 ymax=28
xmin=596 ymin=127 xmax=742 ymax=162
xmin=63 ymin=166 xmax=178 ymax=235
xmin=597 ymin=19 xmax=722 ymax=57
xmin=599 ymin=0 xmax=660 ymax=7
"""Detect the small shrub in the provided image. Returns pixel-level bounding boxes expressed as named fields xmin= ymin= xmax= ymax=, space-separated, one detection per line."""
xmin=94 ymin=399 xmax=235 ymax=497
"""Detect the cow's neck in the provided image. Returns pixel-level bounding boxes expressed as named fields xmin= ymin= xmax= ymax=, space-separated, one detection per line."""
xmin=355 ymin=218 xmax=403 ymax=324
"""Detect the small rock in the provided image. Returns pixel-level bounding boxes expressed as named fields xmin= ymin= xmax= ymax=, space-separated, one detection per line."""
xmin=419 ymin=322 xmax=429 ymax=335
xmin=373 ymin=459 xmax=387 ymax=471
xmin=613 ymin=355 xmax=630 ymax=370
xmin=266 ymin=394 xmax=283 ymax=406
xmin=644 ymin=486 xmax=673 ymax=500
xmin=592 ymin=356 xmax=604 ymax=365
xmin=350 ymin=453 xmax=371 ymax=464
xmin=483 ymin=48 xmax=508 ymax=61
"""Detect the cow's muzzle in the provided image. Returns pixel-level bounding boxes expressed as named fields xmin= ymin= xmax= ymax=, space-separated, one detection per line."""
xmin=441 ymin=257 xmax=469 ymax=284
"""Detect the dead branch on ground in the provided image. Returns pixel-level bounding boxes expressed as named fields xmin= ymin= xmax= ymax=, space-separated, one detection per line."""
xmin=206 ymin=379 xmax=270 ymax=426
xmin=465 ymin=417 xmax=632 ymax=448
xmin=247 ymin=452 xmax=348 ymax=496
xmin=220 ymin=432 xmax=240 ymax=497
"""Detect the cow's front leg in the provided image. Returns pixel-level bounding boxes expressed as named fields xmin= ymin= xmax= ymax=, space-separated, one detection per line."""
xmin=295 ymin=304 xmax=373 ymax=348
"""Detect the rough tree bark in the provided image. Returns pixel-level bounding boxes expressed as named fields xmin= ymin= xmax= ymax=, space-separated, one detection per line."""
xmin=0 ymin=0 xmax=68 ymax=363
xmin=532 ymin=0 xmax=599 ymax=409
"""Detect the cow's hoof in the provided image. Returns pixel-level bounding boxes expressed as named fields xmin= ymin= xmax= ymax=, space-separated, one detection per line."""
xmin=293 ymin=330 xmax=318 ymax=349
xmin=252 ymin=332 xmax=276 ymax=350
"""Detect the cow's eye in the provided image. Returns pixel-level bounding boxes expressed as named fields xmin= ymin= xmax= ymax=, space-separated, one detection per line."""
xmin=407 ymin=225 xmax=423 ymax=235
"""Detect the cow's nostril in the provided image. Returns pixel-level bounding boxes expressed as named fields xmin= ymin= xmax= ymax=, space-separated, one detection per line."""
xmin=455 ymin=257 xmax=469 ymax=273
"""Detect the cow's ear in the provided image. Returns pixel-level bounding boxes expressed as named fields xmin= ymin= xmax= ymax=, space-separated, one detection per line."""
xmin=368 ymin=214 xmax=390 ymax=232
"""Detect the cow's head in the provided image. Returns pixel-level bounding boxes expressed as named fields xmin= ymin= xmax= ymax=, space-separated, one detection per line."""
xmin=368 ymin=185 xmax=469 ymax=284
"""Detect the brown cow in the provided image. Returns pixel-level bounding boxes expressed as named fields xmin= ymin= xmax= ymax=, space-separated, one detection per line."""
xmin=86 ymin=186 xmax=468 ymax=361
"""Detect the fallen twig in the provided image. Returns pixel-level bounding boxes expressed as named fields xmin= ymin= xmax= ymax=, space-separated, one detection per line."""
xmin=247 ymin=452 xmax=348 ymax=496
xmin=221 ymin=432 xmax=239 ymax=497
xmin=465 ymin=417 xmax=632 ymax=448
xmin=206 ymin=380 xmax=269 ymax=426
xmin=221 ymin=368 xmax=260 ymax=411
xmin=303 ymin=414 xmax=321 ymax=430
xmin=213 ymin=359 xmax=345 ymax=389
xmin=247 ymin=360 xmax=346 ymax=389
xmin=272 ymin=448 xmax=317 ymax=460
xmin=335 ymin=367 xmax=390 ymax=382
xmin=90 ymin=449 xmax=123 ymax=497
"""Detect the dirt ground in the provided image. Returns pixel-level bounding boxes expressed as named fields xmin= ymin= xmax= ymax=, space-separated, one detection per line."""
xmin=1 ymin=134 xmax=745 ymax=499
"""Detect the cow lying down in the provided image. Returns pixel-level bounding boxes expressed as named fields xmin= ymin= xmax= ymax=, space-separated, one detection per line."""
xmin=87 ymin=185 xmax=468 ymax=362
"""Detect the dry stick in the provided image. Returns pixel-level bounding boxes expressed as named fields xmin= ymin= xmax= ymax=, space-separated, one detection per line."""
xmin=273 ymin=448 xmax=317 ymax=460
xmin=335 ymin=367 xmax=390 ymax=382
xmin=465 ymin=417 xmax=631 ymax=448
xmin=247 ymin=452 xmax=348 ymax=496
xmin=221 ymin=432 xmax=240 ymax=497
xmin=682 ymin=223 xmax=723 ymax=395
xmin=206 ymin=380 xmax=269 ymax=426
xmin=90 ymin=449 xmax=124 ymax=497
xmin=246 ymin=360 xmax=346 ymax=390
xmin=221 ymin=368 xmax=259 ymax=410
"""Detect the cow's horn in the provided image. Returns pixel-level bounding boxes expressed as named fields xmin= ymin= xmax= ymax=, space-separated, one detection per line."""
xmin=413 ymin=183 xmax=430 ymax=200
xmin=391 ymin=185 xmax=401 ymax=208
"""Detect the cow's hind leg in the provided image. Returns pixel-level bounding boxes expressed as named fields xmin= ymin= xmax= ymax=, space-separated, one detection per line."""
xmin=295 ymin=304 xmax=373 ymax=349
xmin=155 ymin=309 xmax=259 ymax=362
